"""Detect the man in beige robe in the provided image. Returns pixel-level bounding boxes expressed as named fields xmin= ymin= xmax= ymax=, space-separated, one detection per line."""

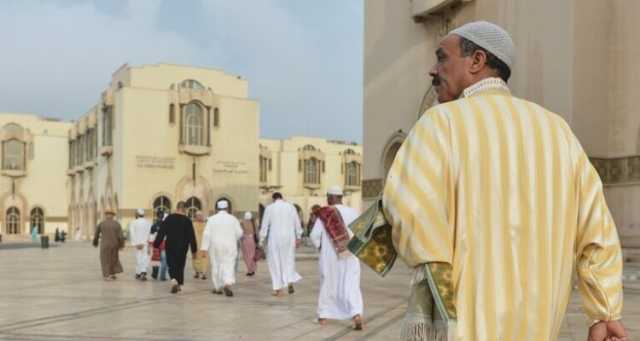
xmin=93 ymin=209 xmax=125 ymax=281
xmin=378 ymin=21 xmax=627 ymax=340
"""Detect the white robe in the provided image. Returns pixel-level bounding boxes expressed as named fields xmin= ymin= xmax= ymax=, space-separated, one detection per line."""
xmin=201 ymin=211 xmax=243 ymax=289
xmin=310 ymin=204 xmax=363 ymax=320
xmin=128 ymin=218 xmax=152 ymax=274
xmin=259 ymin=199 xmax=303 ymax=290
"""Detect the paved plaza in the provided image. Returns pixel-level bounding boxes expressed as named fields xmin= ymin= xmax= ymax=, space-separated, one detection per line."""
xmin=0 ymin=242 xmax=638 ymax=340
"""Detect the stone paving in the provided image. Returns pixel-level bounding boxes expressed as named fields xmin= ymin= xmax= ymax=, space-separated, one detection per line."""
xmin=0 ymin=241 xmax=637 ymax=340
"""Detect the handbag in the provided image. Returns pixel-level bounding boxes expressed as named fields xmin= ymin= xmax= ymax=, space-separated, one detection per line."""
xmin=254 ymin=246 xmax=266 ymax=261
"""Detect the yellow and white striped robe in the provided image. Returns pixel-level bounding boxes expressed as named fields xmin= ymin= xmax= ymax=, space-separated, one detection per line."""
xmin=383 ymin=86 xmax=623 ymax=340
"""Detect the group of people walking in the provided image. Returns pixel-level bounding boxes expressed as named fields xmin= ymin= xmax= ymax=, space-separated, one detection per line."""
xmin=92 ymin=187 xmax=365 ymax=330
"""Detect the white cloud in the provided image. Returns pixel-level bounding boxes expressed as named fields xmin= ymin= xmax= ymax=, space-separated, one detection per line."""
xmin=0 ymin=0 xmax=199 ymax=117
xmin=0 ymin=0 xmax=363 ymax=142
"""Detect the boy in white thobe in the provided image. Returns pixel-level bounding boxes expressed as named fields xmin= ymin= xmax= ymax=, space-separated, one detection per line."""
xmin=128 ymin=208 xmax=152 ymax=281
xmin=259 ymin=192 xmax=303 ymax=296
xmin=310 ymin=186 xmax=364 ymax=330
xmin=200 ymin=200 xmax=243 ymax=297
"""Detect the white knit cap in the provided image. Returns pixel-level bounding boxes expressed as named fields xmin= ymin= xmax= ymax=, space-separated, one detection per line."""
xmin=450 ymin=21 xmax=515 ymax=69
xmin=244 ymin=211 xmax=252 ymax=220
xmin=217 ymin=200 xmax=229 ymax=209
xmin=136 ymin=208 xmax=145 ymax=216
xmin=327 ymin=185 xmax=343 ymax=196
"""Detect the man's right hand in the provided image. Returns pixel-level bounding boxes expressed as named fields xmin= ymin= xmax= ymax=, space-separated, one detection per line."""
xmin=588 ymin=320 xmax=627 ymax=341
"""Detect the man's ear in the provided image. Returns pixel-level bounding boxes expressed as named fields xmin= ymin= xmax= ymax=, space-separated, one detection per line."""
xmin=469 ymin=49 xmax=487 ymax=74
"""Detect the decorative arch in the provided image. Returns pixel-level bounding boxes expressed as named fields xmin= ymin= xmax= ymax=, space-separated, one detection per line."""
xmin=180 ymin=79 xmax=205 ymax=90
xmin=185 ymin=196 xmax=202 ymax=219
xmin=175 ymin=175 xmax=212 ymax=213
xmin=298 ymin=144 xmax=325 ymax=188
xmin=0 ymin=191 xmax=27 ymax=234
xmin=381 ymin=130 xmax=407 ymax=178
xmin=30 ymin=206 xmax=45 ymax=234
xmin=151 ymin=193 xmax=173 ymax=221
xmin=5 ymin=206 xmax=20 ymax=234
xmin=0 ymin=122 xmax=28 ymax=141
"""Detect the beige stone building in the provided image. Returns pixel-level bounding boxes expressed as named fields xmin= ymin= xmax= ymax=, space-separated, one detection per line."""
xmin=67 ymin=63 xmax=260 ymax=239
xmin=0 ymin=63 xmax=362 ymax=239
xmin=258 ymin=136 xmax=363 ymax=223
xmin=0 ymin=114 xmax=71 ymax=238
xmin=363 ymin=0 xmax=640 ymax=248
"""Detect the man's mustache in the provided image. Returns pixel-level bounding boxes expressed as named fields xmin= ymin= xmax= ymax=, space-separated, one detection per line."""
xmin=431 ymin=75 xmax=441 ymax=87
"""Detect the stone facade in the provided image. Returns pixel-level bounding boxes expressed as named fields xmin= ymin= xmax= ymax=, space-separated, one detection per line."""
xmin=67 ymin=63 xmax=261 ymax=239
xmin=258 ymin=136 xmax=362 ymax=223
xmin=0 ymin=114 xmax=71 ymax=238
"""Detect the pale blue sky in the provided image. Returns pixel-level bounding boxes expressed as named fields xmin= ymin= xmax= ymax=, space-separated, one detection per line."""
xmin=0 ymin=0 xmax=363 ymax=142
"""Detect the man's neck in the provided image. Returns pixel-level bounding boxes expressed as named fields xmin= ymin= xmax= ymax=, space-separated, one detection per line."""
xmin=461 ymin=77 xmax=510 ymax=98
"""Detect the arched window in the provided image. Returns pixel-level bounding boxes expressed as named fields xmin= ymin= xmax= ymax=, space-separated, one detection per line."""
xmin=345 ymin=161 xmax=361 ymax=187
xmin=180 ymin=79 xmax=205 ymax=90
xmin=153 ymin=196 xmax=172 ymax=221
xmin=185 ymin=197 xmax=202 ymax=219
xmin=3 ymin=123 xmax=24 ymax=136
xmin=2 ymin=139 xmax=25 ymax=170
xmin=30 ymin=207 xmax=44 ymax=234
xmin=303 ymin=144 xmax=316 ymax=151
xmin=304 ymin=157 xmax=321 ymax=185
xmin=184 ymin=103 xmax=204 ymax=146
xmin=6 ymin=207 xmax=20 ymax=234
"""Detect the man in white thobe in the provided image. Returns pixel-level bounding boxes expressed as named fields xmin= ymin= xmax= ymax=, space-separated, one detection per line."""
xmin=310 ymin=186 xmax=364 ymax=330
xmin=200 ymin=200 xmax=243 ymax=297
xmin=128 ymin=208 xmax=152 ymax=281
xmin=259 ymin=192 xmax=303 ymax=296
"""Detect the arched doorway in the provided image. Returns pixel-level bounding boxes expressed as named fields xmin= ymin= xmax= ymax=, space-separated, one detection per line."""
xmin=153 ymin=196 xmax=172 ymax=222
xmin=383 ymin=142 xmax=402 ymax=177
xmin=185 ymin=197 xmax=201 ymax=219
xmin=381 ymin=131 xmax=407 ymax=178
xmin=6 ymin=207 xmax=20 ymax=234
xmin=30 ymin=207 xmax=44 ymax=234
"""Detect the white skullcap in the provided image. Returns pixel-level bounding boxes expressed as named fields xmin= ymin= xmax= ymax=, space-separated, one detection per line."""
xmin=217 ymin=200 xmax=229 ymax=209
xmin=327 ymin=185 xmax=344 ymax=196
xmin=244 ymin=211 xmax=252 ymax=220
xmin=450 ymin=21 xmax=515 ymax=69
xmin=136 ymin=208 xmax=145 ymax=216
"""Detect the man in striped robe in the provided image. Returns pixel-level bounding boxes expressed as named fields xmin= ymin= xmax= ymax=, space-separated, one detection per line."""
xmin=383 ymin=21 xmax=627 ymax=340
